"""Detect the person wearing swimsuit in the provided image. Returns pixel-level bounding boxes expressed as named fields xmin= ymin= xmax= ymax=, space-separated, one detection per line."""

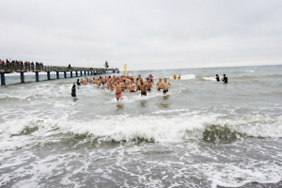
xmin=156 ymin=78 xmax=163 ymax=91
xmin=140 ymin=81 xmax=147 ymax=96
xmin=162 ymin=78 xmax=170 ymax=95
xmin=115 ymin=81 xmax=123 ymax=102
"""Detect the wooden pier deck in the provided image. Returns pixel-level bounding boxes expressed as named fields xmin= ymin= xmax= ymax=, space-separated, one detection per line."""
xmin=0 ymin=64 xmax=119 ymax=85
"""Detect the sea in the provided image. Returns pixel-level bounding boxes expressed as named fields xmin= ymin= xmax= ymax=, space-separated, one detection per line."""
xmin=0 ymin=65 xmax=282 ymax=188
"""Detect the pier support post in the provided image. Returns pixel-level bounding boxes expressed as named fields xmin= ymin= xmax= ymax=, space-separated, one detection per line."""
xmin=35 ymin=72 xmax=39 ymax=82
xmin=20 ymin=72 xmax=25 ymax=83
xmin=70 ymin=71 xmax=73 ymax=78
xmin=76 ymin=71 xmax=78 ymax=77
xmin=80 ymin=71 xmax=83 ymax=76
xmin=64 ymin=72 xmax=67 ymax=78
xmin=47 ymin=72 xmax=51 ymax=80
xmin=84 ymin=71 xmax=86 ymax=76
xmin=87 ymin=71 xmax=90 ymax=76
xmin=1 ymin=73 xmax=5 ymax=85
xmin=56 ymin=72 xmax=59 ymax=79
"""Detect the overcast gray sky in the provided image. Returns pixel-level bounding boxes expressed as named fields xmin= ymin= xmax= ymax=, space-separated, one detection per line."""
xmin=0 ymin=0 xmax=282 ymax=70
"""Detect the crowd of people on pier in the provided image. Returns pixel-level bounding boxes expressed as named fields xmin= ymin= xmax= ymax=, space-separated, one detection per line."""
xmin=0 ymin=59 xmax=44 ymax=71
xmin=72 ymin=74 xmax=171 ymax=102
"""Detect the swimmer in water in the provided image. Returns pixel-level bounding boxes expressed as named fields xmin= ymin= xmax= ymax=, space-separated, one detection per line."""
xmin=129 ymin=81 xmax=136 ymax=92
xmin=222 ymin=74 xmax=228 ymax=83
xmin=173 ymin=74 xmax=177 ymax=80
xmin=71 ymin=83 xmax=76 ymax=97
xmin=162 ymin=78 xmax=170 ymax=95
xmin=156 ymin=78 xmax=163 ymax=91
xmin=215 ymin=74 xmax=220 ymax=82
xmin=146 ymin=78 xmax=152 ymax=91
xmin=115 ymin=81 xmax=123 ymax=102
xmin=140 ymin=81 xmax=147 ymax=96
xmin=76 ymin=79 xmax=81 ymax=86
xmin=178 ymin=75 xmax=181 ymax=79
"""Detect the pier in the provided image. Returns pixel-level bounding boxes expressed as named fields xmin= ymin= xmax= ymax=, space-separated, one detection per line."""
xmin=0 ymin=64 xmax=119 ymax=85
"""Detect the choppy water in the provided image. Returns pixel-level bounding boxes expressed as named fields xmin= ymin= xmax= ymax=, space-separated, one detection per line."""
xmin=1 ymin=65 xmax=282 ymax=188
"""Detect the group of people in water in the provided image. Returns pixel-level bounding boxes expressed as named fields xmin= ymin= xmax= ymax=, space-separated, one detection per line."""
xmin=71 ymin=73 xmax=228 ymax=101
xmin=71 ymin=74 xmax=171 ymax=102
xmin=216 ymin=74 xmax=228 ymax=83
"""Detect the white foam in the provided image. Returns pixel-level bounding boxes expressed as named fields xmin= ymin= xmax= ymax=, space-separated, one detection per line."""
xmin=106 ymin=91 xmax=163 ymax=104
xmin=1 ymin=111 xmax=282 ymax=149
xmin=209 ymin=163 xmax=282 ymax=188
xmin=245 ymin=70 xmax=255 ymax=73
xmin=169 ymin=74 xmax=196 ymax=80
xmin=203 ymin=77 xmax=216 ymax=81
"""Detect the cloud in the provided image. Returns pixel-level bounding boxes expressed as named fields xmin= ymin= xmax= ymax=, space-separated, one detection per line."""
xmin=0 ymin=0 xmax=282 ymax=70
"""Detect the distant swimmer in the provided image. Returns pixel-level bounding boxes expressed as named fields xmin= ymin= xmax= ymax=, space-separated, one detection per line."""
xmin=215 ymin=74 xmax=220 ymax=82
xmin=222 ymin=74 xmax=228 ymax=83
xmin=148 ymin=74 xmax=154 ymax=83
xmin=115 ymin=81 xmax=123 ymax=102
xmin=173 ymin=74 xmax=177 ymax=80
xmin=76 ymin=79 xmax=81 ymax=86
xmin=162 ymin=78 xmax=171 ymax=94
xmin=71 ymin=83 xmax=76 ymax=97
xmin=178 ymin=75 xmax=181 ymax=79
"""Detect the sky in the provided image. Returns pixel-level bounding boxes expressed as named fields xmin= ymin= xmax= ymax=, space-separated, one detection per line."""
xmin=0 ymin=0 xmax=282 ymax=71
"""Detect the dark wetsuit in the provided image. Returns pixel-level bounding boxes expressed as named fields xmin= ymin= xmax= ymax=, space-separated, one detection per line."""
xmin=71 ymin=85 xmax=76 ymax=97
xmin=222 ymin=76 xmax=228 ymax=83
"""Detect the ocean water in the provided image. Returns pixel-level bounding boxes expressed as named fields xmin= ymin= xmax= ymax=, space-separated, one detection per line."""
xmin=0 ymin=65 xmax=282 ymax=188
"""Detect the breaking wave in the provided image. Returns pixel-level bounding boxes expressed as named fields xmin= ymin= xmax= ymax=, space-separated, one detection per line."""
xmin=1 ymin=111 xmax=281 ymax=150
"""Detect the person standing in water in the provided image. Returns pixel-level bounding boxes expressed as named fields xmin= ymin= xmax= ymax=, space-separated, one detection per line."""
xmin=140 ymin=81 xmax=147 ymax=96
xmin=162 ymin=78 xmax=171 ymax=95
xmin=76 ymin=79 xmax=81 ymax=86
xmin=71 ymin=83 xmax=76 ymax=97
xmin=215 ymin=74 xmax=220 ymax=82
xmin=115 ymin=81 xmax=123 ymax=102
xmin=222 ymin=74 xmax=228 ymax=83
xmin=156 ymin=78 xmax=163 ymax=91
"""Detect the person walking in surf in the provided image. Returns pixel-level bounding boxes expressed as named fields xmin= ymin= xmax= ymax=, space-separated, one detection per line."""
xmin=222 ymin=74 xmax=228 ymax=83
xmin=115 ymin=81 xmax=123 ymax=102
xmin=71 ymin=83 xmax=76 ymax=97
xmin=215 ymin=74 xmax=220 ymax=82
xmin=162 ymin=78 xmax=170 ymax=95
xmin=140 ymin=81 xmax=147 ymax=96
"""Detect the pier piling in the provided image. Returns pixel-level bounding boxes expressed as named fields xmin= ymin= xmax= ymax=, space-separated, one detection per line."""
xmin=20 ymin=72 xmax=25 ymax=83
xmin=1 ymin=73 xmax=5 ymax=85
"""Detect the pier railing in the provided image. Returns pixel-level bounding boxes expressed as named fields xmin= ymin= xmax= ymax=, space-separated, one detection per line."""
xmin=0 ymin=63 xmax=117 ymax=73
xmin=0 ymin=63 xmax=119 ymax=85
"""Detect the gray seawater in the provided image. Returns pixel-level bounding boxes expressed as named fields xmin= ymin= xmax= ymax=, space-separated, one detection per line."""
xmin=0 ymin=65 xmax=282 ymax=188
